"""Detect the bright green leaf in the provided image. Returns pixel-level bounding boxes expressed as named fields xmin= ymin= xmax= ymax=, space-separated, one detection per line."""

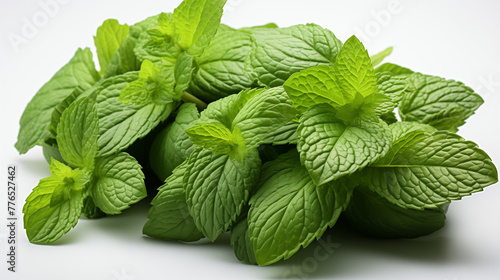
xmin=251 ymin=24 xmax=342 ymax=87
xmin=119 ymin=60 xmax=175 ymax=105
xmin=16 ymin=48 xmax=100 ymax=154
xmin=375 ymin=62 xmax=413 ymax=75
xmin=48 ymin=86 xmax=84 ymax=137
xmin=174 ymin=52 xmax=195 ymax=99
xmin=143 ymin=163 xmax=204 ymax=242
xmin=189 ymin=28 xmax=257 ymax=102
xmin=297 ymin=104 xmax=392 ymax=185
xmin=186 ymin=123 xmax=246 ymax=161
xmin=173 ymin=0 xmax=227 ymax=54
xmin=22 ymin=159 xmax=87 ymax=244
xmin=232 ymin=87 xmax=299 ymax=148
xmin=57 ymin=97 xmax=99 ymax=169
xmin=94 ymin=19 xmax=130 ymax=74
xmin=399 ymin=73 xmax=484 ymax=132
xmin=365 ymin=129 xmax=498 ymax=210
xmin=184 ymin=148 xmax=261 ymax=241
xmin=91 ymin=152 xmax=146 ymax=214
xmin=96 ymin=72 xmax=175 ymax=156
xmin=248 ymin=150 xmax=352 ymax=265
xmin=370 ymin=46 xmax=393 ymax=67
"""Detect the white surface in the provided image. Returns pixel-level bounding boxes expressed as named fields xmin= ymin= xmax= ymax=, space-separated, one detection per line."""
xmin=1 ymin=0 xmax=500 ymax=279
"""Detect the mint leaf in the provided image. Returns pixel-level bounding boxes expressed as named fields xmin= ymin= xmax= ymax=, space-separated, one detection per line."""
xmin=22 ymin=159 xmax=87 ymax=244
xmin=184 ymin=148 xmax=261 ymax=241
xmin=332 ymin=36 xmax=377 ymax=98
xmin=283 ymin=65 xmax=351 ymax=112
xmin=143 ymin=163 xmax=204 ymax=242
xmin=230 ymin=216 xmax=257 ymax=264
xmin=344 ymin=186 xmax=446 ymax=238
xmin=173 ymin=0 xmax=227 ymax=54
xmin=251 ymin=24 xmax=342 ymax=87
xmin=57 ymin=97 xmax=99 ymax=169
xmin=189 ymin=28 xmax=256 ymax=102
xmin=399 ymin=73 xmax=484 ymax=132
xmin=150 ymin=102 xmax=199 ymax=181
xmin=374 ymin=72 xmax=410 ymax=115
xmin=186 ymin=122 xmax=246 ymax=160
xmin=248 ymin=150 xmax=352 ymax=265
xmin=375 ymin=62 xmax=414 ymax=75
xmin=94 ymin=19 xmax=130 ymax=74
xmin=103 ymin=15 xmax=159 ymax=78
xmin=48 ymin=86 xmax=84 ymax=137
xmin=147 ymin=12 xmax=175 ymax=40
xmin=297 ymin=104 xmax=391 ymax=185
xmin=119 ymin=60 xmax=175 ymax=105
xmin=174 ymin=52 xmax=195 ymax=99
xmin=16 ymin=48 xmax=100 ymax=154
xmin=96 ymin=72 xmax=175 ymax=156
xmin=283 ymin=36 xmax=377 ymax=112
xmin=370 ymin=46 xmax=393 ymax=67
xmin=365 ymin=129 xmax=498 ymax=210
xmin=232 ymin=87 xmax=298 ymax=148
xmin=91 ymin=152 xmax=146 ymax=214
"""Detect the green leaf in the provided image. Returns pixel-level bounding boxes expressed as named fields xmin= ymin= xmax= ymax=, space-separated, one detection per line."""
xmin=91 ymin=152 xmax=146 ymax=214
xmin=184 ymin=148 xmax=261 ymax=241
xmin=189 ymin=28 xmax=257 ymax=102
xmin=119 ymin=60 xmax=175 ymax=105
xmin=96 ymin=72 xmax=175 ymax=156
xmin=283 ymin=65 xmax=351 ymax=112
xmin=251 ymin=24 xmax=342 ymax=87
xmin=232 ymin=87 xmax=299 ymax=148
xmin=57 ymin=97 xmax=99 ymax=169
xmin=143 ymin=163 xmax=204 ymax=242
xmin=186 ymin=123 xmax=246 ymax=162
xmin=365 ymin=129 xmax=498 ymax=210
xmin=148 ymin=12 xmax=175 ymax=39
xmin=174 ymin=52 xmax=195 ymax=99
xmin=230 ymin=216 xmax=257 ymax=264
xmin=332 ymin=36 xmax=377 ymax=98
xmin=16 ymin=48 xmax=100 ymax=154
xmin=22 ymin=159 xmax=87 ymax=244
xmin=399 ymin=73 xmax=484 ymax=132
xmin=370 ymin=46 xmax=393 ymax=67
xmin=48 ymin=86 xmax=84 ymax=137
xmin=103 ymin=15 xmax=159 ymax=78
xmin=94 ymin=19 xmax=130 ymax=74
xmin=334 ymin=92 xmax=388 ymax=123
xmin=150 ymin=102 xmax=199 ymax=181
xmin=238 ymin=22 xmax=278 ymax=33
xmin=344 ymin=186 xmax=446 ymax=238
xmin=283 ymin=36 xmax=377 ymax=112
xmin=374 ymin=72 xmax=410 ymax=115
xmin=297 ymin=104 xmax=392 ymax=185
xmin=248 ymin=150 xmax=352 ymax=266
xmin=173 ymin=0 xmax=227 ymax=54
xmin=375 ymin=63 xmax=414 ymax=75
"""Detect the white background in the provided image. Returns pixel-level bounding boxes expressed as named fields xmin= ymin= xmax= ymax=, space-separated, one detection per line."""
xmin=1 ymin=0 xmax=500 ymax=279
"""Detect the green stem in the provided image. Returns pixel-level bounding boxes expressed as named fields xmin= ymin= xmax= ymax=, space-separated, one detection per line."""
xmin=181 ymin=91 xmax=207 ymax=111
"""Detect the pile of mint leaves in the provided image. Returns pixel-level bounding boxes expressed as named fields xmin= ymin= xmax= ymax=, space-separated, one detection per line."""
xmin=16 ymin=0 xmax=498 ymax=266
